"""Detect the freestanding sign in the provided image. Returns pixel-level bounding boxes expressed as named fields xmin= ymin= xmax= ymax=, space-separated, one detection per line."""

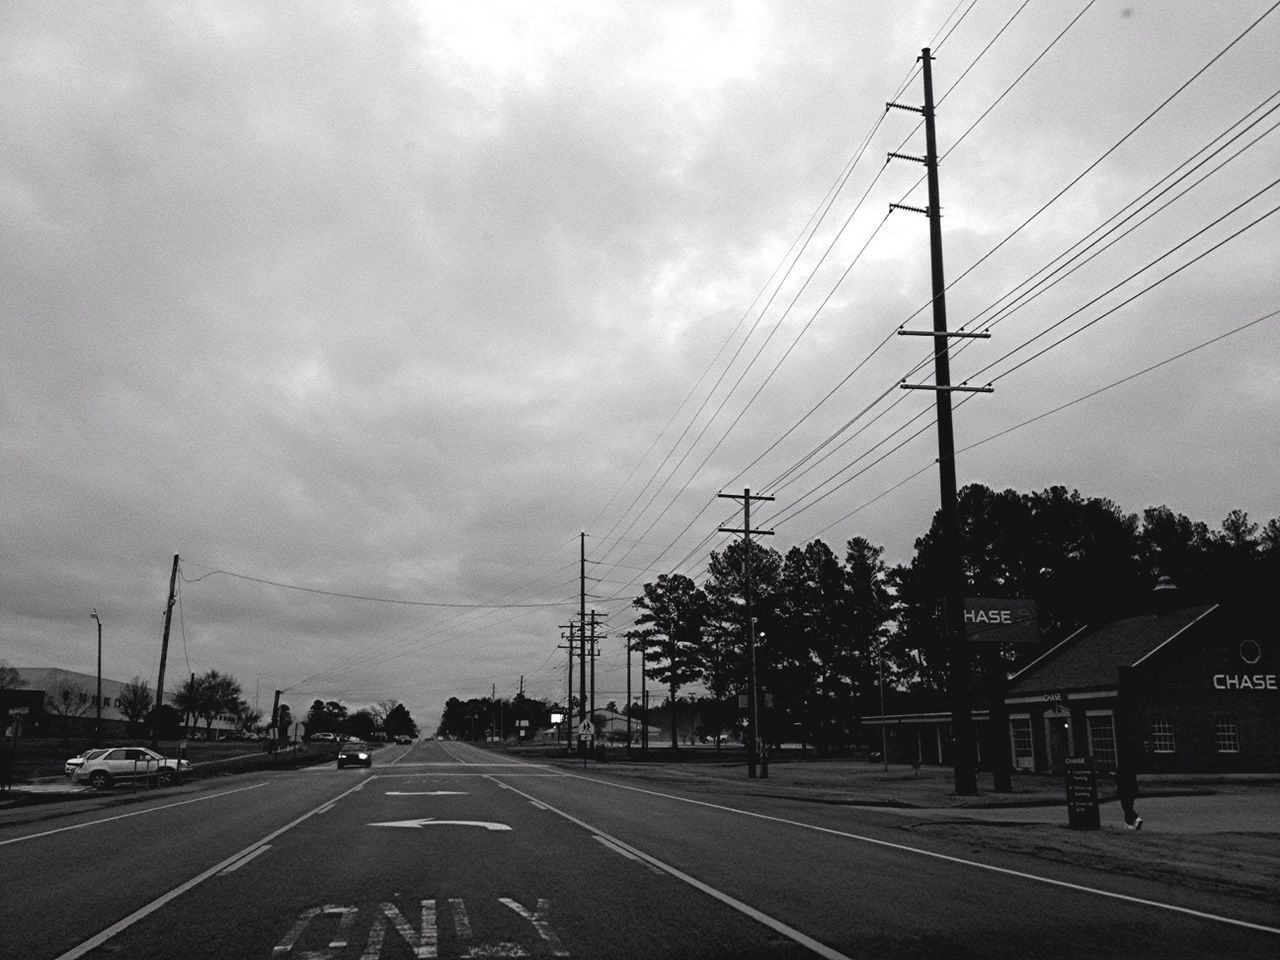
xmin=1064 ymin=755 xmax=1100 ymax=830
xmin=964 ymin=597 xmax=1039 ymax=643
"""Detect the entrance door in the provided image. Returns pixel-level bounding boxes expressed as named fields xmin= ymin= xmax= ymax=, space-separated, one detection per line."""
xmin=1044 ymin=705 xmax=1072 ymax=774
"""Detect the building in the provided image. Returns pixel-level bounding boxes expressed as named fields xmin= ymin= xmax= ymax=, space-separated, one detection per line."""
xmin=1005 ymin=596 xmax=1277 ymax=774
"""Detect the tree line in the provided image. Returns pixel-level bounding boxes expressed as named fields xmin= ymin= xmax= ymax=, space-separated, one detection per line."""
xmin=627 ymin=484 xmax=1278 ymax=753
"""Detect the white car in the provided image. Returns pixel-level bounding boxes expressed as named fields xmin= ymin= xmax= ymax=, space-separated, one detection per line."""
xmin=64 ymin=748 xmax=109 ymax=777
xmin=73 ymin=747 xmax=191 ymax=789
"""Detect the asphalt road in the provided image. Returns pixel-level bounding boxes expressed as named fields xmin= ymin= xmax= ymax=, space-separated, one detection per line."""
xmin=2 ymin=740 xmax=1276 ymax=959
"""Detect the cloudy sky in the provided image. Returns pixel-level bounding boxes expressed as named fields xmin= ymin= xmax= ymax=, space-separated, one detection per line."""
xmin=3 ymin=1 xmax=1277 ymax=730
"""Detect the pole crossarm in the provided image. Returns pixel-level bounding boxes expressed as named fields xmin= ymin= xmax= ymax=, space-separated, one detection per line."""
xmin=897 ymin=328 xmax=990 ymax=339
xmin=900 ymin=381 xmax=995 ymax=393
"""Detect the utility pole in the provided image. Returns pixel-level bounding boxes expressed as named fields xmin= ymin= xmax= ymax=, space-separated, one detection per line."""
xmin=90 ymin=609 xmax=103 ymax=743
xmin=151 ymin=553 xmax=179 ymax=749
xmin=719 ymin=489 xmax=774 ymax=780
xmin=626 ymin=630 xmax=633 ymax=758
xmin=588 ymin=610 xmax=604 ymax=723
xmin=578 ymin=533 xmax=587 ymax=747
xmin=559 ymin=623 xmax=575 ymax=751
xmin=888 ymin=48 xmax=992 ymax=796
xmin=270 ymin=689 xmax=282 ymax=754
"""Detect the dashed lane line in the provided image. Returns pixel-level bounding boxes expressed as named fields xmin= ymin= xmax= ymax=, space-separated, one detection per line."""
xmin=0 ymin=782 xmax=270 ymax=847
xmin=53 ymin=776 xmax=377 ymax=960
xmin=489 ymin=775 xmax=854 ymax=960
xmin=553 ymin=770 xmax=1280 ymax=938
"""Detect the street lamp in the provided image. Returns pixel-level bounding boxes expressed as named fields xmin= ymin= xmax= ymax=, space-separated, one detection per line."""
xmin=90 ymin=609 xmax=103 ymax=743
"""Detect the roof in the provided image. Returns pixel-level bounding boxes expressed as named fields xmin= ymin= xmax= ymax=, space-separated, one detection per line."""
xmin=1007 ymin=603 xmax=1217 ymax=694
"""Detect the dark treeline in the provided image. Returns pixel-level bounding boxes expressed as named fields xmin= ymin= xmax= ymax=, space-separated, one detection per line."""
xmin=436 ymin=693 xmax=554 ymax=742
xmin=628 ymin=484 xmax=1279 ymax=754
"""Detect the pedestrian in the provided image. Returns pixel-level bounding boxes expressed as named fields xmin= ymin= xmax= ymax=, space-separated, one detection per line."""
xmin=1116 ymin=764 xmax=1142 ymax=830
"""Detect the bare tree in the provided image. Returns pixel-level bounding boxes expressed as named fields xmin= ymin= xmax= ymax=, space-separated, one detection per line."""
xmin=44 ymin=678 xmax=92 ymax=742
xmin=0 ymin=661 xmax=27 ymax=692
xmin=118 ymin=677 xmax=154 ymax=729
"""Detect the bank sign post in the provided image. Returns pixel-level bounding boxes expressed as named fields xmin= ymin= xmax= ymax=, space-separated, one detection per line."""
xmin=963 ymin=597 xmax=1039 ymax=644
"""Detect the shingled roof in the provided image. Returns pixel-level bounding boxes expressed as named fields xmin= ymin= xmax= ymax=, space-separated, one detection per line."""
xmin=1007 ymin=603 xmax=1218 ymax=694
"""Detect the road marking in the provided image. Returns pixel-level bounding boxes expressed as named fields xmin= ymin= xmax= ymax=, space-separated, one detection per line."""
xmin=490 ymin=776 xmax=852 ymax=960
xmin=368 ymin=818 xmax=511 ymax=831
xmin=0 ymin=781 xmax=270 ymax=847
xmin=529 ymin=800 xmax=548 ymax=811
xmin=316 ymin=803 xmax=335 ymax=814
xmin=385 ymin=790 xmax=468 ymax=796
xmin=54 ymin=776 xmax=376 ymax=960
xmin=593 ymin=835 xmax=664 ymax=875
xmin=219 ymin=844 xmax=270 ymax=875
xmin=556 ymin=771 xmax=1280 ymax=938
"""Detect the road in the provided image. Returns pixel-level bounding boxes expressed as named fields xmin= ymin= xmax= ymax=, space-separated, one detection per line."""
xmin=2 ymin=739 xmax=1276 ymax=959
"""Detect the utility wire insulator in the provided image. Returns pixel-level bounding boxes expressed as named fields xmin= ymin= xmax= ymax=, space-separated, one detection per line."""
xmin=897 ymin=328 xmax=991 ymax=339
xmin=890 ymin=202 xmax=930 ymax=216
xmin=900 ymin=381 xmax=995 ymax=393
xmin=886 ymin=101 xmax=925 ymax=115
xmin=888 ymin=151 xmax=927 ymax=165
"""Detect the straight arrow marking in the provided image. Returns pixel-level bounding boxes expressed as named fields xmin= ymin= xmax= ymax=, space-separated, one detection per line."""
xmin=368 ymin=818 xmax=510 ymax=831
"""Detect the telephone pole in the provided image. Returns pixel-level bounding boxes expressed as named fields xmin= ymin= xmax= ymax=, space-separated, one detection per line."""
xmin=558 ymin=623 xmax=576 ymax=751
xmin=719 ymin=488 xmax=774 ymax=779
xmin=888 ymin=48 xmax=992 ymax=796
xmin=578 ymin=533 xmax=587 ymax=745
xmin=151 ymin=553 xmax=179 ymax=749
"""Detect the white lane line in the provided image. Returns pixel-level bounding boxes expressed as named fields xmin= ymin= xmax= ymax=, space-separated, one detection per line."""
xmin=0 ymin=782 xmax=270 ymax=847
xmin=54 ymin=776 xmax=377 ymax=960
xmin=593 ymin=835 xmax=665 ymax=875
xmin=489 ymin=776 xmax=852 ymax=960
xmin=315 ymin=803 xmax=335 ymax=815
xmin=529 ymin=800 xmax=549 ymax=811
xmin=556 ymin=771 xmax=1280 ymax=938
xmin=219 ymin=845 xmax=270 ymax=875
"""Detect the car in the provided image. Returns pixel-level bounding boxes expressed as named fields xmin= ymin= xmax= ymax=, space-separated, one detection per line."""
xmin=336 ymin=741 xmax=372 ymax=768
xmin=73 ymin=747 xmax=191 ymax=789
xmin=394 ymin=735 xmax=412 ymax=745
xmin=310 ymin=731 xmax=339 ymax=743
xmin=64 ymin=747 xmax=109 ymax=777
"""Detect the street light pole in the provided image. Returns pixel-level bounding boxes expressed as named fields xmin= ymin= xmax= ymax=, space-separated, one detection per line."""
xmin=90 ymin=610 xmax=103 ymax=743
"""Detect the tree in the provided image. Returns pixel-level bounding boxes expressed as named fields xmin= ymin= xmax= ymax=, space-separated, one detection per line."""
xmin=345 ymin=709 xmax=378 ymax=741
xmin=44 ymin=678 xmax=92 ymax=743
xmin=0 ymin=661 xmax=26 ymax=692
xmin=276 ymin=704 xmax=293 ymax=741
xmin=384 ymin=703 xmax=418 ymax=739
xmin=173 ymin=670 xmax=244 ymax=735
xmin=306 ymin=699 xmax=348 ymax=735
xmin=118 ymin=677 xmax=154 ymax=729
xmin=631 ymin=574 xmax=707 ymax=749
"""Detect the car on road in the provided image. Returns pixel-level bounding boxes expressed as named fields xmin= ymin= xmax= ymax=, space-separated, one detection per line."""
xmin=73 ymin=747 xmax=191 ymax=789
xmin=336 ymin=741 xmax=372 ymax=768
xmin=310 ymin=731 xmax=339 ymax=743
xmin=393 ymin=735 xmax=412 ymax=745
xmin=64 ymin=748 xmax=109 ymax=777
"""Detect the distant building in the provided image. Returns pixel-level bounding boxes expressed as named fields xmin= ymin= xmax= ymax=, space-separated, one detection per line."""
xmin=861 ymin=584 xmax=1278 ymax=775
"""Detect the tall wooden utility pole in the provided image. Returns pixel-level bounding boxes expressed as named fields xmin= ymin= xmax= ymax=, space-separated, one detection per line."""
xmin=888 ymin=48 xmax=992 ymax=796
xmin=559 ymin=623 xmax=575 ymax=752
xmin=151 ymin=553 xmax=179 ymax=749
xmin=578 ymin=532 xmax=587 ymax=749
xmin=719 ymin=489 xmax=774 ymax=780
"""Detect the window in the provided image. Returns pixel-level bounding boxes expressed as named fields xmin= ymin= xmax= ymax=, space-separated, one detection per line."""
xmin=1215 ymin=718 xmax=1240 ymax=753
xmin=1087 ymin=713 xmax=1118 ymax=769
xmin=1150 ymin=718 xmax=1175 ymax=753
xmin=1010 ymin=717 xmax=1034 ymax=769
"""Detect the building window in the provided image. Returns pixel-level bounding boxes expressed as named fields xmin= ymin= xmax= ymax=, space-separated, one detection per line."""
xmin=1215 ymin=718 xmax=1240 ymax=753
xmin=1087 ymin=714 xmax=1117 ymax=769
xmin=1150 ymin=718 xmax=1176 ymax=753
xmin=1010 ymin=717 xmax=1034 ymax=769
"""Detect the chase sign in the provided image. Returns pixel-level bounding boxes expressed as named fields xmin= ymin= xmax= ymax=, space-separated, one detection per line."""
xmin=963 ymin=597 xmax=1039 ymax=644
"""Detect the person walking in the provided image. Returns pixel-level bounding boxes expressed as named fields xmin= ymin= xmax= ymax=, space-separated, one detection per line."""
xmin=1116 ymin=763 xmax=1142 ymax=829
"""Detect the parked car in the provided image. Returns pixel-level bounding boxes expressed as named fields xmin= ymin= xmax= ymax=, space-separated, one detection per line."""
xmin=394 ymin=735 xmax=412 ymax=745
xmin=64 ymin=748 xmax=109 ymax=777
xmin=310 ymin=732 xmax=338 ymax=743
xmin=336 ymin=741 xmax=372 ymax=768
xmin=73 ymin=747 xmax=191 ymax=789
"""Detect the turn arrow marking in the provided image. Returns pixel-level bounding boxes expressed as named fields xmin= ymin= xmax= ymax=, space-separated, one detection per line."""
xmin=368 ymin=818 xmax=511 ymax=831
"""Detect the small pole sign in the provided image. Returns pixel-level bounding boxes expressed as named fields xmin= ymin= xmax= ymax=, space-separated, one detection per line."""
xmin=1064 ymin=755 xmax=1100 ymax=830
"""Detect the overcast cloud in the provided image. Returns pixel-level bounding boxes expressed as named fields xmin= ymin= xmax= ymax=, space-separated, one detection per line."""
xmin=3 ymin=1 xmax=1277 ymax=728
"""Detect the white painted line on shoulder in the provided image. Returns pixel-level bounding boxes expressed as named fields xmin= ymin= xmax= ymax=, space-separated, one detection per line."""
xmin=385 ymin=790 xmax=468 ymax=796
xmin=593 ymin=835 xmax=665 ymax=875
xmin=0 ymin=781 xmax=270 ymax=847
xmin=219 ymin=844 xmax=270 ymax=875
xmin=54 ymin=776 xmax=377 ymax=960
xmin=315 ymin=803 xmax=335 ymax=815
xmin=529 ymin=800 xmax=548 ymax=811
xmin=558 ymin=771 xmax=1280 ymax=938
xmin=489 ymin=776 xmax=852 ymax=960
